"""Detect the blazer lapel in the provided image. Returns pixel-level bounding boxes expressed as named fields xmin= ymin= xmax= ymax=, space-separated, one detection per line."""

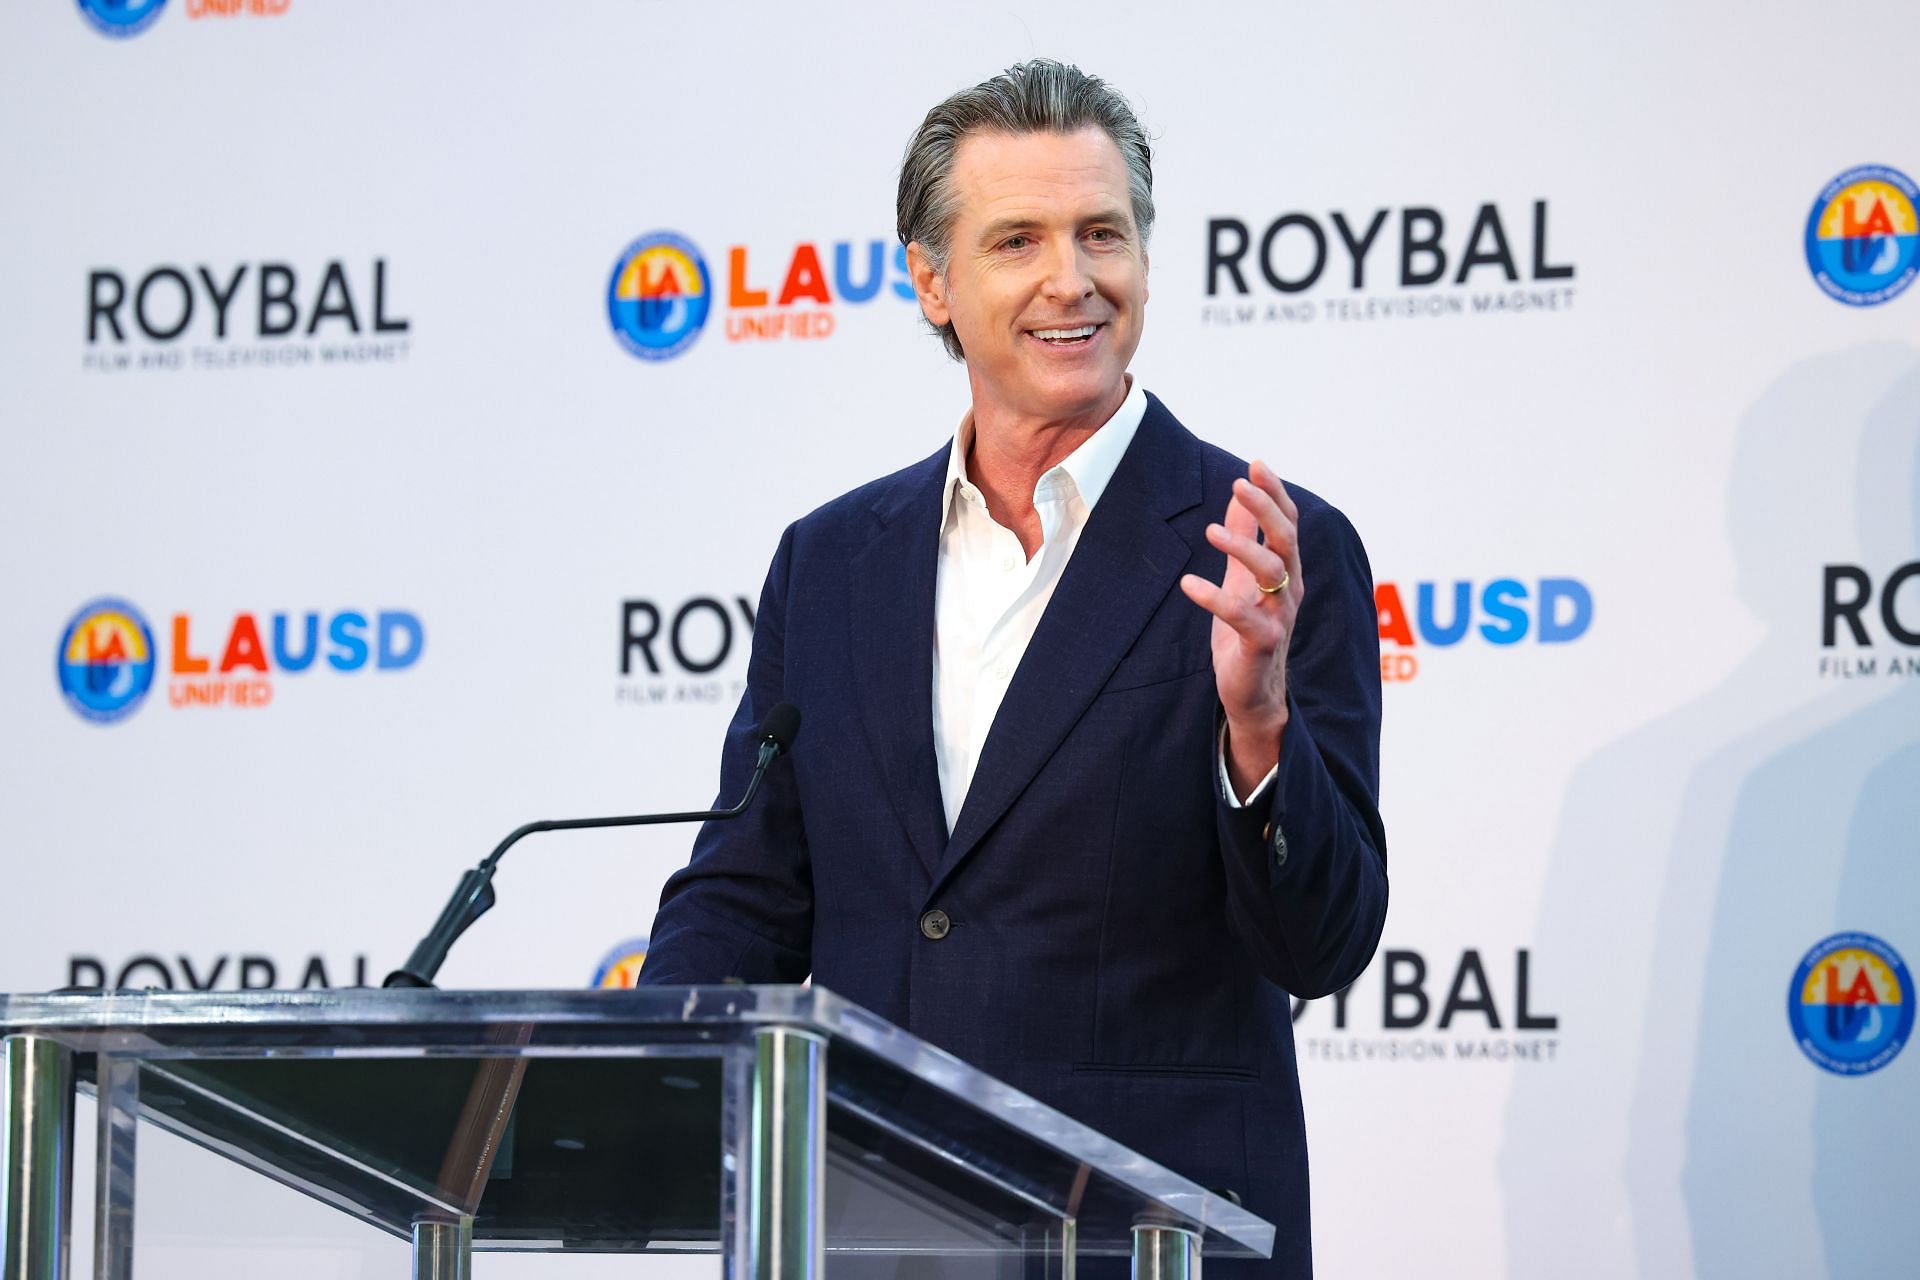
xmin=848 ymin=448 xmax=952 ymax=879
xmin=929 ymin=398 xmax=1205 ymax=900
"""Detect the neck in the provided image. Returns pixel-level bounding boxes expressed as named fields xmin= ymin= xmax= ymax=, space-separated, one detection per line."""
xmin=963 ymin=378 xmax=1129 ymax=555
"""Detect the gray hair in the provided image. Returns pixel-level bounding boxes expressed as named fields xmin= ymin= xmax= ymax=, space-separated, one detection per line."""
xmin=896 ymin=59 xmax=1155 ymax=361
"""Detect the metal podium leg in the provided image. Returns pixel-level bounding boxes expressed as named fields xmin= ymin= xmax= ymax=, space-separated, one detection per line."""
xmin=92 ymin=1057 xmax=139 ymax=1280
xmin=1019 ymin=1217 xmax=1077 ymax=1280
xmin=1131 ymin=1225 xmax=1200 ymax=1280
xmin=747 ymin=1027 xmax=825 ymax=1280
xmin=410 ymin=1217 xmax=472 ymax=1280
xmin=3 ymin=1036 xmax=75 ymax=1280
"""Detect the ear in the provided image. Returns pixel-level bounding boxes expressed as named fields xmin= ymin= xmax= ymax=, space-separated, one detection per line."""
xmin=905 ymin=241 xmax=950 ymax=327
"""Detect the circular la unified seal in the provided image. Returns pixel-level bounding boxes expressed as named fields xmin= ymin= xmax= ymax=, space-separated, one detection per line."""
xmin=1787 ymin=932 xmax=1912 ymax=1075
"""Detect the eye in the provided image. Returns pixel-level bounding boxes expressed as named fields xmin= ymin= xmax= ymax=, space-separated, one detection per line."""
xmin=1002 ymin=234 xmax=1030 ymax=251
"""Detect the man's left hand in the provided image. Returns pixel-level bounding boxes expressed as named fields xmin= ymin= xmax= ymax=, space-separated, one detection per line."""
xmin=1178 ymin=460 xmax=1302 ymax=800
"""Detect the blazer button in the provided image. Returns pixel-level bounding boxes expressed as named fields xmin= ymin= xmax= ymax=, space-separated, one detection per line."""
xmin=919 ymin=909 xmax=951 ymax=941
xmin=1271 ymin=826 xmax=1289 ymax=867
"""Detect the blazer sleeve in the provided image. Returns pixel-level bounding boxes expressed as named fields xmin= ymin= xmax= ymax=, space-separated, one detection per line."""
xmin=1214 ymin=497 xmax=1388 ymax=998
xmin=638 ymin=524 xmax=814 ymax=985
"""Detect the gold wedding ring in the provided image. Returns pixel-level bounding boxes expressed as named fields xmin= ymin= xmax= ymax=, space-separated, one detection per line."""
xmin=1257 ymin=570 xmax=1290 ymax=596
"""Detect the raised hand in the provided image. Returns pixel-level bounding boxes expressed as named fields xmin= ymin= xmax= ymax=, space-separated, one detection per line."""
xmin=1177 ymin=460 xmax=1302 ymax=799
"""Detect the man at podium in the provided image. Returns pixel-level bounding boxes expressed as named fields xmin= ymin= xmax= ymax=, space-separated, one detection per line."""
xmin=641 ymin=59 xmax=1387 ymax=1279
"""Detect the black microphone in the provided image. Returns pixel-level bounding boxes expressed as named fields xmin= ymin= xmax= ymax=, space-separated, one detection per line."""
xmin=383 ymin=702 xmax=801 ymax=989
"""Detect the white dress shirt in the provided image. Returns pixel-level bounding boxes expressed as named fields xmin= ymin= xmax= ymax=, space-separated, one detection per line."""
xmin=931 ymin=380 xmax=1276 ymax=834
xmin=932 ymin=380 xmax=1147 ymax=833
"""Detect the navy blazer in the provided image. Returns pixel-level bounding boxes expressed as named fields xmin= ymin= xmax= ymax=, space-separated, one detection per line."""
xmin=641 ymin=393 xmax=1388 ymax=1279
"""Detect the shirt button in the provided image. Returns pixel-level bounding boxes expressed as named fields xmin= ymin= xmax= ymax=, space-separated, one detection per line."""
xmin=919 ymin=909 xmax=951 ymax=941
xmin=992 ymin=665 xmax=1010 ymax=681
xmin=1001 ymin=557 xmax=1016 ymax=572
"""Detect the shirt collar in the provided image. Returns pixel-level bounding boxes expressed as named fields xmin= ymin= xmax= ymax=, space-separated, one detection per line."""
xmin=942 ymin=376 xmax=1149 ymax=527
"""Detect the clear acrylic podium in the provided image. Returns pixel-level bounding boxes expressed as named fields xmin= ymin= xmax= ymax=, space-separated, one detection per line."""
xmin=0 ymin=986 xmax=1273 ymax=1280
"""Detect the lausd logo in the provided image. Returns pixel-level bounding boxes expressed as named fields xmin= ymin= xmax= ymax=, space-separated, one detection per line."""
xmin=592 ymin=937 xmax=649 ymax=988
xmin=608 ymin=231 xmax=915 ymax=361
xmin=77 ymin=0 xmax=166 ymax=37
xmin=1374 ymin=576 xmax=1592 ymax=683
xmin=56 ymin=600 xmax=425 ymax=722
xmin=1788 ymin=933 xmax=1912 ymax=1075
xmin=77 ymin=0 xmax=289 ymax=37
xmin=168 ymin=608 xmax=423 ymax=707
xmin=608 ymin=234 xmax=712 ymax=361
xmin=1804 ymin=166 xmax=1919 ymax=307
xmin=58 ymin=599 xmax=157 ymax=724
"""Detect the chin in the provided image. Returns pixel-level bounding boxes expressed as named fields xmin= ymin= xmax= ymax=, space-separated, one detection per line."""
xmin=972 ymin=351 xmax=1128 ymax=423
xmin=1028 ymin=369 xmax=1123 ymax=415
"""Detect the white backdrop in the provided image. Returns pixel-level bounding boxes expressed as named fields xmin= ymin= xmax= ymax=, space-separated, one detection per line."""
xmin=3 ymin=2 xmax=1917 ymax=1276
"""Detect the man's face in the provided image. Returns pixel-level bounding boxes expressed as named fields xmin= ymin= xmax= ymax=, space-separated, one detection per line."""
xmin=911 ymin=127 xmax=1148 ymax=425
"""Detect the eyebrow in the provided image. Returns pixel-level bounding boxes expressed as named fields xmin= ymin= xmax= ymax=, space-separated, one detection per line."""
xmin=977 ymin=206 xmax=1133 ymax=246
xmin=977 ymin=216 xmax=1041 ymax=246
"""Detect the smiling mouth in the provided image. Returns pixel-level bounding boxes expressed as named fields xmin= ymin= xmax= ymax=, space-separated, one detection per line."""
xmin=1027 ymin=323 xmax=1103 ymax=347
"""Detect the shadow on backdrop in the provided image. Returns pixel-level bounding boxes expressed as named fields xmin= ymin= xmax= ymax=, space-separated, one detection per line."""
xmin=1500 ymin=344 xmax=1920 ymax=1278
xmin=1679 ymin=350 xmax=1920 ymax=1277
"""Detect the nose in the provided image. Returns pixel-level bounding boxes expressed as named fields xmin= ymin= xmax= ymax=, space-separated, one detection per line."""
xmin=1039 ymin=238 xmax=1095 ymax=303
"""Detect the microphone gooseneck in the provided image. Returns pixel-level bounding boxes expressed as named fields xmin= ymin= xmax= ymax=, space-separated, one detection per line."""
xmin=383 ymin=703 xmax=801 ymax=989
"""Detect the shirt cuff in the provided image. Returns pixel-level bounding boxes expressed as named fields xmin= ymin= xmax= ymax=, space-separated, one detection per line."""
xmin=1217 ymin=721 xmax=1279 ymax=809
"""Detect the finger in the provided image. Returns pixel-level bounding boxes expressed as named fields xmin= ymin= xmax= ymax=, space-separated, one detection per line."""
xmin=1223 ymin=483 xmax=1261 ymax=540
xmin=1233 ymin=478 xmax=1298 ymax=562
xmin=1206 ymin=521 xmax=1287 ymax=587
xmin=1180 ymin=573 xmax=1284 ymax=648
xmin=1231 ymin=480 xmax=1306 ymax=608
xmin=1235 ymin=472 xmax=1295 ymax=546
xmin=1213 ymin=491 xmax=1262 ymax=589
xmin=1249 ymin=460 xmax=1299 ymax=525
